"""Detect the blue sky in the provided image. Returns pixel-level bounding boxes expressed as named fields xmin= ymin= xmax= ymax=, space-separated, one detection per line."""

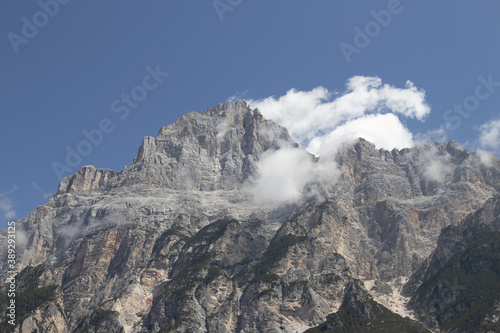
xmin=1 ymin=0 xmax=499 ymax=228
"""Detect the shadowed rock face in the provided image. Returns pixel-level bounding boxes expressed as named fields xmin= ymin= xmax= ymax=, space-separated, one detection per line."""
xmin=405 ymin=196 xmax=500 ymax=332
xmin=0 ymin=101 xmax=499 ymax=332
xmin=305 ymin=281 xmax=430 ymax=333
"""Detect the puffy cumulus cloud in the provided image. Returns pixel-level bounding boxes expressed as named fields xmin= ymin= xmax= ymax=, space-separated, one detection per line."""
xmin=247 ymin=146 xmax=343 ymax=205
xmin=477 ymin=119 xmax=500 ymax=150
xmin=248 ymin=147 xmax=316 ymax=204
xmin=307 ymin=113 xmax=414 ymax=156
xmin=244 ymin=76 xmax=431 ymax=204
xmin=247 ymin=76 xmax=430 ymax=151
xmin=247 ymin=86 xmax=333 ymax=144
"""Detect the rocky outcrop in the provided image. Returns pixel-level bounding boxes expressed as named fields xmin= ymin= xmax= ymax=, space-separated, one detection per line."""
xmin=57 ymin=166 xmax=118 ymax=195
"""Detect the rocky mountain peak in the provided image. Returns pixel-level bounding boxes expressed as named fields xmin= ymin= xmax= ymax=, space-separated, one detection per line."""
xmin=446 ymin=138 xmax=462 ymax=155
xmin=125 ymin=100 xmax=294 ymax=191
xmin=200 ymin=99 xmax=254 ymax=118
xmin=58 ymin=101 xmax=295 ymax=194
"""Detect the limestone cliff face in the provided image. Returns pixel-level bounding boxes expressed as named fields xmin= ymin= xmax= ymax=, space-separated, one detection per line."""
xmin=310 ymin=138 xmax=500 ymax=282
xmin=0 ymin=101 xmax=499 ymax=332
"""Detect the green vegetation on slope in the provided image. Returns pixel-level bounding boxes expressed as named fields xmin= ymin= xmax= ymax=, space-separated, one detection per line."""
xmin=306 ymin=282 xmax=430 ymax=333
xmin=413 ymin=231 xmax=500 ymax=332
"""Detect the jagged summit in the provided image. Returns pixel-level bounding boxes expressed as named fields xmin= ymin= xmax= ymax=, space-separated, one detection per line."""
xmin=200 ymin=99 xmax=253 ymax=116
xmin=57 ymin=101 xmax=294 ymax=194
xmin=56 ymin=99 xmax=481 ymax=198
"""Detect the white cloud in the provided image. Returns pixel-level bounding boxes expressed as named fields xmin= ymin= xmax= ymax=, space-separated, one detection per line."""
xmin=215 ymin=117 xmax=229 ymax=141
xmin=16 ymin=229 xmax=28 ymax=248
xmin=477 ymin=119 xmax=500 ymax=150
xmin=423 ymin=159 xmax=451 ymax=183
xmin=307 ymin=113 xmax=414 ymax=156
xmin=477 ymin=149 xmax=496 ymax=167
xmin=0 ymin=186 xmax=18 ymax=220
xmin=248 ymin=145 xmax=344 ymax=205
xmin=248 ymin=147 xmax=316 ymax=204
xmin=59 ymin=223 xmax=82 ymax=246
xmin=421 ymin=147 xmax=453 ymax=184
xmin=247 ymin=76 xmax=430 ymax=152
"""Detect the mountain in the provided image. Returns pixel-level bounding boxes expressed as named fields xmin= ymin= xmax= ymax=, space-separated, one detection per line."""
xmin=1 ymin=100 xmax=499 ymax=332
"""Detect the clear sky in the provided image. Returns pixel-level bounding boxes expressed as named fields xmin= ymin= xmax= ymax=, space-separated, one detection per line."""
xmin=1 ymin=0 xmax=500 ymax=228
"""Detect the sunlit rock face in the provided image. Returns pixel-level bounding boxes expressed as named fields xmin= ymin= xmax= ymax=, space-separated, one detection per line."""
xmin=57 ymin=100 xmax=295 ymax=194
xmin=1 ymin=101 xmax=499 ymax=332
